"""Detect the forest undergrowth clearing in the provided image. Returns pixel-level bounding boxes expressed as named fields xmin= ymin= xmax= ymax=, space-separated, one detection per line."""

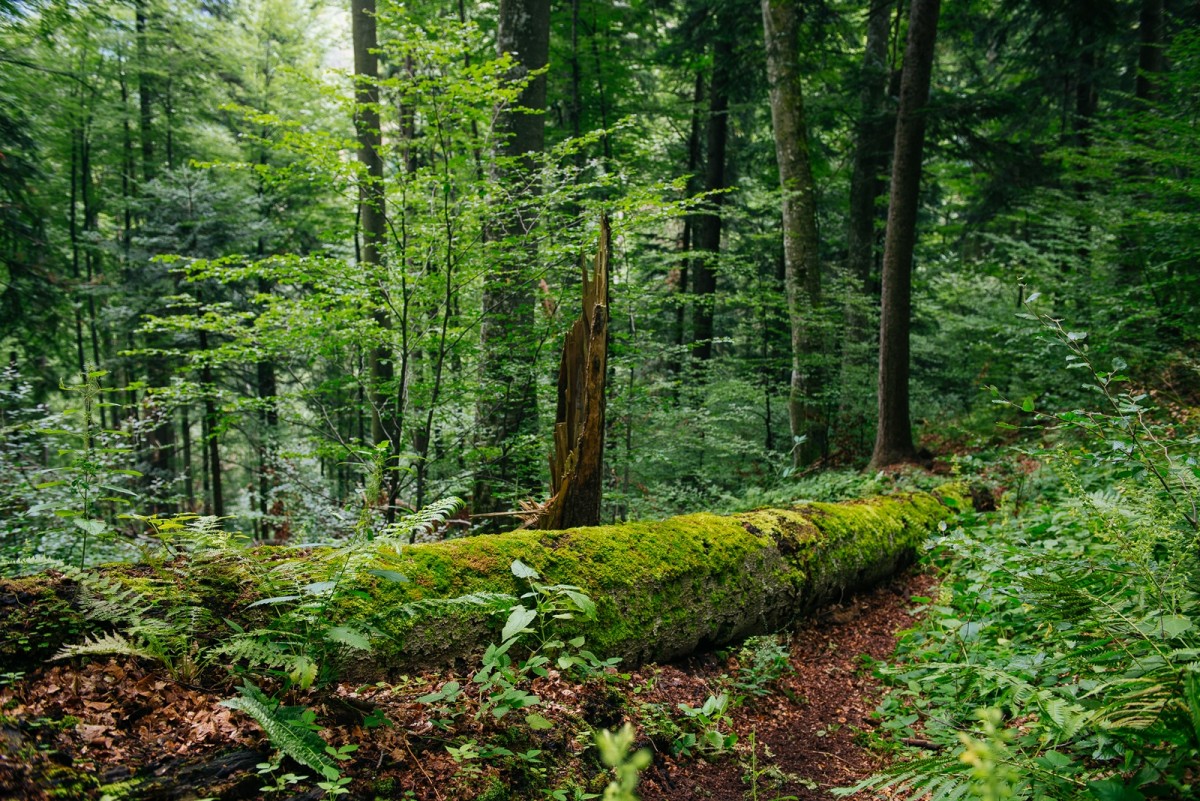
xmin=0 ymin=569 xmax=935 ymax=800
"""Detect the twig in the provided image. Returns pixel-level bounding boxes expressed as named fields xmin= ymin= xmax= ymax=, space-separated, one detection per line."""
xmin=403 ymin=736 xmax=444 ymax=801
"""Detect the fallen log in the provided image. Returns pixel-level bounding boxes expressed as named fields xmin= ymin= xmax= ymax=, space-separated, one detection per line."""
xmin=0 ymin=487 xmax=965 ymax=677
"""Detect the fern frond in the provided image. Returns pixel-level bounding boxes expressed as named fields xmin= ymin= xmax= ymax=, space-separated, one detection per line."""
xmin=835 ymin=753 xmax=970 ymax=799
xmin=52 ymin=632 xmax=157 ymax=662
xmin=0 ymin=555 xmax=82 ymax=579
xmin=383 ymin=496 xmax=463 ymax=543
xmin=398 ymin=591 xmax=516 ymax=618
xmin=219 ymin=681 xmax=338 ymax=779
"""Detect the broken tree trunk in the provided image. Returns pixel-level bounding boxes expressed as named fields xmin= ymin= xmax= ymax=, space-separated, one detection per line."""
xmin=0 ymin=487 xmax=966 ymax=678
xmin=541 ymin=216 xmax=610 ymax=530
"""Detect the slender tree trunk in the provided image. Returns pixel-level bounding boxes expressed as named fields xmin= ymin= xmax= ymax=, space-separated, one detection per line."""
xmin=180 ymin=403 xmax=194 ymax=511
xmin=475 ymin=0 xmax=550 ymax=515
xmin=69 ymin=118 xmax=87 ymax=379
xmin=670 ymin=73 xmax=705 ymax=378
xmin=846 ymin=0 xmax=895 ymax=295
xmin=136 ymin=0 xmax=154 ymax=183
xmin=692 ymin=38 xmax=731 ymax=364
xmin=869 ymin=0 xmax=940 ymax=470
xmin=762 ymin=0 xmax=825 ymax=466
xmin=1137 ymin=0 xmax=1164 ymax=102
xmin=352 ymin=0 xmax=401 ymax=516
xmin=197 ymin=326 xmax=223 ymax=518
xmin=587 ymin=2 xmax=613 ymax=161
xmin=256 ymin=339 xmax=278 ymax=536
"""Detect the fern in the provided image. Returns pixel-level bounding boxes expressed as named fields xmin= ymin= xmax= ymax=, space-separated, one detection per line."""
xmin=219 ymin=681 xmax=339 ymax=779
xmin=398 ymin=591 xmax=517 ymax=618
xmin=382 ymin=496 xmax=463 ymax=543
xmin=52 ymin=631 xmax=157 ymax=662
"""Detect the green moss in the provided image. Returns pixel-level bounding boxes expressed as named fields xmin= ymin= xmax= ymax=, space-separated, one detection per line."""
xmin=0 ymin=576 xmax=85 ymax=669
xmin=13 ymin=487 xmax=966 ymax=676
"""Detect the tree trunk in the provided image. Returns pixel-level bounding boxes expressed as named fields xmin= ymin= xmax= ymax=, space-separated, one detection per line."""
xmin=352 ymin=0 xmax=399 ymax=469
xmin=846 ymin=0 xmax=895 ymax=295
xmin=762 ymin=0 xmax=825 ymax=467
xmin=3 ymin=487 xmax=966 ymax=674
xmin=1136 ymin=0 xmax=1164 ymax=102
xmin=691 ymin=38 xmax=731 ymax=364
xmin=198 ymin=326 xmax=224 ymax=518
xmin=869 ymin=0 xmax=940 ymax=470
xmin=670 ymin=73 xmax=705 ymax=378
xmin=135 ymin=0 xmax=154 ymax=184
xmin=475 ymin=0 xmax=551 ymax=515
xmin=540 ymin=217 xmax=610 ymax=530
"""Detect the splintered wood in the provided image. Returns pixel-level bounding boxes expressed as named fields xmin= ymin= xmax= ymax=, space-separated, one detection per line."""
xmin=539 ymin=216 xmax=610 ymax=530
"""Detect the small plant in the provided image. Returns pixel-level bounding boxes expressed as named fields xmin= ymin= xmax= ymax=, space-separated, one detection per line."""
xmin=637 ymin=692 xmax=737 ymax=758
xmin=677 ymin=693 xmax=738 ymax=755
xmin=31 ymin=370 xmax=141 ymax=568
xmin=219 ymin=681 xmax=342 ymax=781
xmin=730 ymin=635 xmax=794 ymax=699
xmin=596 ymin=723 xmax=651 ymax=801
xmin=740 ymin=730 xmax=802 ymax=801
xmin=469 ymin=559 xmax=614 ymax=720
xmin=255 ymin=759 xmax=308 ymax=794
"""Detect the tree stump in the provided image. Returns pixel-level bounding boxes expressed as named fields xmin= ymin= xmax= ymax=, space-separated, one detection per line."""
xmin=540 ymin=216 xmax=610 ymax=530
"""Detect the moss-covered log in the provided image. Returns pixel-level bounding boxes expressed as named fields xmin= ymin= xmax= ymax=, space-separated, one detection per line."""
xmin=0 ymin=488 xmax=964 ymax=676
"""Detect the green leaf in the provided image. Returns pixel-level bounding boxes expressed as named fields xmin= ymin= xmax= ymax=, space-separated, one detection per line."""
xmin=246 ymin=594 xmax=302 ymax=608
xmin=1087 ymin=779 xmax=1145 ymax=801
xmin=525 ymin=713 xmax=554 ymax=730
xmin=72 ymin=518 xmax=107 ymax=536
xmin=220 ymin=682 xmax=338 ymax=779
xmin=1158 ymin=615 xmax=1192 ymax=638
xmin=561 ymin=589 xmax=596 ymax=618
xmin=501 ymin=605 xmax=538 ymax=643
xmin=325 ymin=626 xmax=372 ymax=651
xmin=1021 ymin=397 xmax=1035 ymax=412
xmin=510 ymin=559 xmax=540 ymax=580
xmin=365 ymin=569 xmax=408 ymax=583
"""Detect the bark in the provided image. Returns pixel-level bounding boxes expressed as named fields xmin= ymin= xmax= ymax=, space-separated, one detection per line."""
xmin=869 ymin=0 xmax=940 ymax=470
xmin=761 ymin=0 xmax=825 ymax=466
xmin=352 ymin=0 xmax=399 ymax=464
xmin=2 ymin=488 xmax=966 ymax=675
xmin=198 ymin=326 xmax=223 ymax=518
xmin=846 ymin=0 xmax=895 ymax=295
xmin=475 ymin=0 xmax=551 ymax=514
xmin=1136 ymin=0 xmax=1164 ymax=102
xmin=670 ymin=73 xmax=705 ymax=378
xmin=540 ymin=217 xmax=610 ymax=530
xmin=135 ymin=0 xmax=154 ymax=184
xmin=691 ymin=38 xmax=731 ymax=364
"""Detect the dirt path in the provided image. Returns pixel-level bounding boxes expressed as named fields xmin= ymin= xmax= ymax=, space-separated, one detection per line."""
xmin=639 ymin=569 xmax=935 ymax=800
xmin=0 ymin=571 xmax=932 ymax=800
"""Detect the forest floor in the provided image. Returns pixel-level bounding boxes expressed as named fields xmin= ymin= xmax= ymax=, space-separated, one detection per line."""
xmin=0 ymin=569 xmax=934 ymax=800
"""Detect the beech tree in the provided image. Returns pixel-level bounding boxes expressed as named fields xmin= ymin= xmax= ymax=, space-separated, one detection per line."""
xmin=761 ymin=0 xmax=824 ymax=465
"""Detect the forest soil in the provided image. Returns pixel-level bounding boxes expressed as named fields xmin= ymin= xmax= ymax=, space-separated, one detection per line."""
xmin=639 ymin=569 xmax=935 ymax=800
xmin=0 ymin=570 xmax=933 ymax=800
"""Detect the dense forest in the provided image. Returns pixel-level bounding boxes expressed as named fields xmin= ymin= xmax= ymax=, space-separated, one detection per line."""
xmin=1 ymin=0 xmax=1199 ymax=798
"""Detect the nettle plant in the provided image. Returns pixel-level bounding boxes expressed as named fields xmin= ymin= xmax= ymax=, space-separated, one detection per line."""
xmin=442 ymin=558 xmax=618 ymax=724
xmin=852 ymin=307 xmax=1200 ymax=800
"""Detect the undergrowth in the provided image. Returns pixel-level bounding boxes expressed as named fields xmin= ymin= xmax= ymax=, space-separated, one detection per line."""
xmin=851 ymin=309 xmax=1200 ymax=800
